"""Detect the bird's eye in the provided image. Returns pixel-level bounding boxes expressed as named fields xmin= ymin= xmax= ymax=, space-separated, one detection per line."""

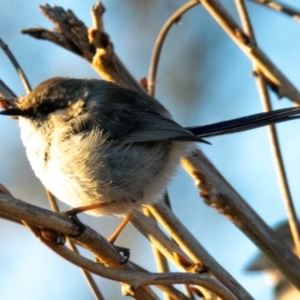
xmin=39 ymin=103 xmax=56 ymax=114
xmin=38 ymin=101 xmax=66 ymax=115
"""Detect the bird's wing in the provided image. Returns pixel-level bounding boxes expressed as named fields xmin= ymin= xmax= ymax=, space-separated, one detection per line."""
xmin=114 ymin=111 xmax=206 ymax=143
xmin=97 ymin=105 xmax=205 ymax=143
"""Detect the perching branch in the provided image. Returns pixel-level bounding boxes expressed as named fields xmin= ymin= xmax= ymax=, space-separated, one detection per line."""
xmin=0 ymin=192 xmax=236 ymax=300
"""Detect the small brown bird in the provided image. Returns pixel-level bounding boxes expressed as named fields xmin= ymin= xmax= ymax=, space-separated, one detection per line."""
xmin=1 ymin=77 xmax=300 ymax=220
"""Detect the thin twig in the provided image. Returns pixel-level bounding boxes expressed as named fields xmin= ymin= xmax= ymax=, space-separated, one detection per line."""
xmin=88 ymin=2 xmax=142 ymax=91
xmin=45 ymin=190 xmax=105 ymax=300
xmin=0 ymin=38 xmax=31 ymax=93
xmin=43 ymin=243 xmax=237 ymax=300
xmin=128 ymin=262 xmax=192 ymax=300
xmin=248 ymin=0 xmax=300 ymax=22
xmin=91 ymin=1 xmax=105 ymax=31
xmin=235 ymin=0 xmax=300 ymax=259
xmin=147 ymin=203 xmax=254 ymax=300
xmin=142 ymin=207 xmax=172 ymax=300
xmin=148 ymin=0 xmax=200 ymax=96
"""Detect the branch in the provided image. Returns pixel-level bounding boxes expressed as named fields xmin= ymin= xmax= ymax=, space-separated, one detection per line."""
xmin=148 ymin=0 xmax=200 ymax=95
xmin=87 ymin=2 xmax=143 ymax=91
xmin=0 ymin=38 xmax=31 ymax=93
xmin=0 ymin=192 xmax=235 ymax=299
xmin=235 ymin=0 xmax=300 ymax=260
xmin=181 ymin=149 xmax=300 ymax=291
xmin=199 ymin=0 xmax=300 ymax=103
xmin=22 ymin=4 xmax=94 ymax=61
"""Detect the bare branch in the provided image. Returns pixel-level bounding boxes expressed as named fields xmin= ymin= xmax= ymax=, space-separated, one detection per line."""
xmin=235 ymin=0 xmax=300 ymax=260
xmin=0 ymin=191 xmax=237 ymax=299
xmin=181 ymin=149 xmax=300 ymax=291
xmin=0 ymin=38 xmax=31 ymax=93
xmin=200 ymin=0 xmax=300 ymax=103
xmin=148 ymin=0 xmax=200 ymax=96
xmin=88 ymin=2 xmax=142 ymax=91
xmin=142 ymin=208 xmax=172 ymax=300
xmin=44 ymin=191 xmax=105 ymax=300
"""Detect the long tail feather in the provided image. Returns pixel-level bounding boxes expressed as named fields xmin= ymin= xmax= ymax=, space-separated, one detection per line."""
xmin=186 ymin=107 xmax=300 ymax=138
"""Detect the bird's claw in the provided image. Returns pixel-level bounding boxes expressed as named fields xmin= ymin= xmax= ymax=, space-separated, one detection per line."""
xmin=115 ymin=245 xmax=130 ymax=264
xmin=61 ymin=209 xmax=86 ymax=238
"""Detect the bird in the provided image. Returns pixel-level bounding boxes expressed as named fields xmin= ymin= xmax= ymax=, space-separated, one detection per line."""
xmin=0 ymin=77 xmax=300 ymax=219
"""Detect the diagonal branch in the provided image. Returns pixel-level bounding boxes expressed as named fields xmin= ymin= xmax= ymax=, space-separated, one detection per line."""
xmin=200 ymin=0 xmax=300 ymax=103
xmin=181 ymin=149 xmax=300 ymax=291
xmin=235 ymin=0 xmax=300 ymax=261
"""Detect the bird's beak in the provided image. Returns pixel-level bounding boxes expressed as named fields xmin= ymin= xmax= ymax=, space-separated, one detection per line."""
xmin=0 ymin=107 xmax=25 ymax=116
xmin=0 ymin=98 xmax=23 ymax=119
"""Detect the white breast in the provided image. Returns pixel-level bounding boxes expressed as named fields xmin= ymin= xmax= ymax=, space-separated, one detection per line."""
xmin=18 ymin=117 xmax=193 ymax=216
xmin=19 ymin=117 xmax=49 ymax=178
xmin=19 ymin=117 xmax=90 ymax=208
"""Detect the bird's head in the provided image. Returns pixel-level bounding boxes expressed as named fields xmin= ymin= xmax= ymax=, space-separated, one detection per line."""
xmin=0 ymin=77 xmax=96 ymax=128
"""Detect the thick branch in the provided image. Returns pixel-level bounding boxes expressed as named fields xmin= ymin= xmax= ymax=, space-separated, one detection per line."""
xmin=181 ymin=149 xmax=300 ymax=291
xmin=0 ymin=192 xmax=235 ymax=299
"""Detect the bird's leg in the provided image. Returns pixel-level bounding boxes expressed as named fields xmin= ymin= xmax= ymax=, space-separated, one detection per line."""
xmin=63 ymin=204 xmax=134 ymax=241
xmin=62 ymin=203 xmax=133 ymax=264
xmin=61 ymin=203 xmax=108 ymax=238
xmin=107 ymin=213 xmax=134 ymax=264
xmin=62 ymin=202 xmax=109 ymax=215
xmin=108 ymin=213 xmax=134 ymax=244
